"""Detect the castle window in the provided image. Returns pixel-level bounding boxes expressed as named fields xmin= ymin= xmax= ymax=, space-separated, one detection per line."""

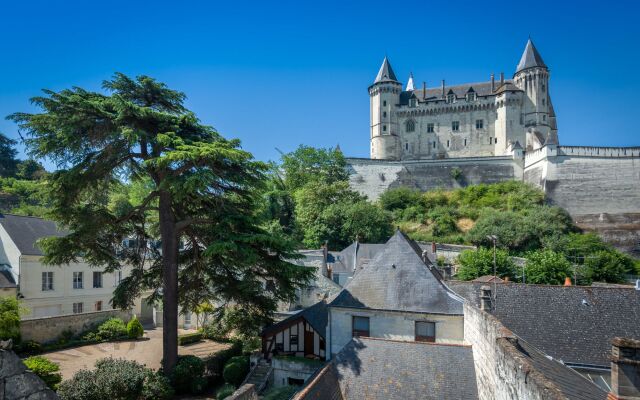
xmin=447 ymin=140 xmax=450 ymax=148
xmin=495 ymin=138 xmax=498 ymax=144
xmin=452 ymin=121 xmax=460 ymax=132
xmin=466 ymin=92 xmax=476 ymax=102
xmin=405 ymin=142 xmax=409 ymax=151
xmin=447 ymin=93 xmax=456 ymax=104
xmin=489 ymin=137 xmax=492 ymax=144
xmin=383 ymin=111 xmax=387 ymax=118
xmin=433 ymin=141 xmax=436 ymax=149
xmin=383 ymin=100 xmax=387 ymax=107
xmin=383 ymin=125 xmax=387 ymax=132
xmin=405 ymin=120 xmax=416 ymax=132
xmin=542 ymin=83 xmax=546 ymax=92
xmin=543 ymin=115 xmax=547 ymax=121
xmin=475 ymin=119 xmax=484 ymax=130
xmin=409 ymin=98 xmax=417 ymax=107
xmin=542 ymin=99 xmax=546 ymax=106
xmin=464 ymin=139 xmax=467 ymax=146
xmin=427 ymin=123 xmax=434 ymax=133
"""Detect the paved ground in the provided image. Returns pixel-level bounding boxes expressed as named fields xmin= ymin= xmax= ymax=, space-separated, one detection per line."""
xmin=43 ymin=327 xmax=231 ymax=380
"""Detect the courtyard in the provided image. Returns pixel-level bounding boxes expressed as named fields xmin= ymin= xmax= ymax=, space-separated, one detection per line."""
xmin=41 ymin=327 xmax=230 ymax=380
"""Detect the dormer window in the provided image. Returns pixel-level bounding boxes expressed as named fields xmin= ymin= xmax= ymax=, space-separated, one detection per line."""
xmin=409 ymin=98 xmax=417 ymax=107
xmin=405 ymin=120 xmax=416 ymax=133
xmin=466 ymin=88 xmax=476 ymax=102
xmin=447 ymin=93 xmax=456 ymax=103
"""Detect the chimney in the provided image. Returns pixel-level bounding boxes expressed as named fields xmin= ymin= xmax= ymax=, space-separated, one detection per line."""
xmin=480 ymin=285 xmax=492 ymax=311
xmin=441 ymin=80 xmax=445 ymax=98
xmin=321 ymin=241 xmax=329 ymax=278
xmin=422 ymin=81 xmax=426 ymax=100
xmin=327 ymin=265 xmax=333 ymax=281
xmin=564 ymin=277 xmax=572 ymax=286
xmin=504 ymin=276 xmax=510 ymax=283
xmin=610 ymin=337 xmax=640 ymax=399
xmin=500 ymin=72 xmax=504 ymax=85
xmin=491 ymin=73 xmax=495 ymax=92
xmin=431 ymin=241 xmax=436 ymax=253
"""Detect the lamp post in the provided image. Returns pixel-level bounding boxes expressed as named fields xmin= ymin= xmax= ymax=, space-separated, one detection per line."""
xmin=486 ymin=235 xmax=498 ymax=306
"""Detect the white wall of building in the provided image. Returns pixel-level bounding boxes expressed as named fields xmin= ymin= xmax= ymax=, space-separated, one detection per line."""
xmin=328 ymin=306 xmax=464 ymax=356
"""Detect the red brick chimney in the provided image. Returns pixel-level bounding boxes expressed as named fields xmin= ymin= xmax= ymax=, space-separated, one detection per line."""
xmin=609 ymin=337 xmax=640 ymax=399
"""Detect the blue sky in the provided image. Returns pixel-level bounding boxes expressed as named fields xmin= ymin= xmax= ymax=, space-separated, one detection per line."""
xmin=1 ymin=0 xmax=639 ymax=166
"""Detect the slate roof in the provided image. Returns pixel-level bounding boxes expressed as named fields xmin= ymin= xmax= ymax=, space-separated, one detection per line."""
xmin=0 ymin=214 xmax=65 ymax=256
xmin=503 ymin=337 xmax=608 ymax=400
xmin=472 ymin=275 xmax=504 ymax=283
xmin=328 ymin=242 xmax=385 ymax=275
xmin=330 ymin=231 xmax=463 ymax=315
xmin=448 ymin=282 xmax=640 ymax=367
xmin=0 ymin=268 xmax=17 ymax=288
xmin=399 ymin=80 xmax=520 ymax=105
xmin=516 ymin=38 xmax=547 ymax=72
xmin=373 ymin=57 xmax=398 ymax=84
xmin=301 ymin=337 xmax=478 ymax=400
xmin=293 ymin=362 xmax=344 ymax=400
xmin=262 ymin=300 xmax=328 ymax=338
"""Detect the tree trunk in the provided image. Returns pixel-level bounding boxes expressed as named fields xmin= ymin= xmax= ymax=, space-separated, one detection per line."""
xmin=158 ymin=190 xmax=179 ymax=375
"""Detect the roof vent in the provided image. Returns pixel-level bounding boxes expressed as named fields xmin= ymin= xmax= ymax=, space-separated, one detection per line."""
xmin=582 ymin=299 xmax=590 ymax=306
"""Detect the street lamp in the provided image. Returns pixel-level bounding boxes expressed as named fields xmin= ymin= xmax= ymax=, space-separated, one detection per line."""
xmin=486 ymin=235 xmax=498 ymax=306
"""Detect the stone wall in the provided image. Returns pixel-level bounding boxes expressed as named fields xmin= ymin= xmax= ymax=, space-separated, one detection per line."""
xmin=272 ymin=357 xmax=322 ymax=388
xmin=347 ymin=156 xmax=523 ymax=201
xmin=226 ymin=384 xmax=258 ymax=400
xmin=0 ymin=350 xmax=58 ymax=399
xmin=464 ymin=302 xmax=575 ymax=400
xmin=21 ymin=309 xmax=132 ymax=343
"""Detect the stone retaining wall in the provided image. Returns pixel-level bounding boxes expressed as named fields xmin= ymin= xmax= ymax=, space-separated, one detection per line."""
xmin=21 ymin=309 xmax=132 ymax=343
xmin=227 ymin=384 xmax=258 ymax=400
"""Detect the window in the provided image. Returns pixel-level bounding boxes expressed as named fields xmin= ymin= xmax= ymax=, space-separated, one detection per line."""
xmin=466 ymin=92 xmax=476 ymax=102
xmin=427 ymin=123 xmax=434 ymax=133
xmin=405 ymin=120 xmax=415 ymax=132
xmin=543 ymin=115 xmax=547 ymax=121
xmin=95 ymin=301 xmax=103 ymax=311
xmin=415 ymin=321 xmax=436 ymax=342
xmin=405 ymin=143 xmax=409 ymax=151
xmin=93 ymin=271 xmax=103 ymax=288
xmin=489 ymin=137 xmax=493 ymax=144
xmin=383 ymin=100 xmax=387 ymax=107
xmin=447 ymin=140 xmax=450 ymax=148
xmin=447 ymin=93 xmax=455 ymax=103
xmin=332 ymin=273 xmax=341 ymax=285
xmin=73 ymin=302 xmax=83 ymax=314
xmin=476 ymin=119 xmax=484 ymax=130
xmin=542 ymin=99 xmax=546 ymax=106
xmin=410 ymin=98 xmax=417 ymax=107
xmin=41 ymin=272 xmax=54 ymax=291
xmin=290 ymin=334 xmax=299 ymax=346
xmin=383 ymin=111 xmax=387 ymax=118
xmin=433 ymin=141 xmax=436 ymax=149
xmin=383 ymin=125 xmax=387 ymax=132
xmin=184 ymin=312 xmax=191 ymax=325
xmin=542 ymin=83 xmax=546 ymax=92
xmin=114 ymin=271 xmax=123 ymax=286
xmin=73 ymin=272 xmax=83 ymax=289
xmin=452 ymin=121 xmax=460 ymax=132
xmin=464 ymin=139 xmax=467 ymax=146
xmin=352 ymin=316 xmax=370 ymax=337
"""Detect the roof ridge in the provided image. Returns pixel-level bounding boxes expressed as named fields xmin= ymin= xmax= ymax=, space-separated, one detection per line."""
xmin=0 ymin=213 xmax=47 ymax=220
xmin=356 ymin=336 xmax=472 ymax=348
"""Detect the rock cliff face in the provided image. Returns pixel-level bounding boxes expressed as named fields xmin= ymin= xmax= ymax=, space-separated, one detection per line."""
xmin=0 ymin=349 xmax=59 ymax=399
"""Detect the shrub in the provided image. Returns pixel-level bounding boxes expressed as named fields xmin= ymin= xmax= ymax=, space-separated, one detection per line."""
xmin=127 ymin=316 xmax=144 ymax=339
xmin=0 ymin=297 xmax=21 ymax=342
xmin=57 ymin=358 xmax=172 ymax=400
xmin=584 ymin=250 xmax=635 ymax=284
xmin=223 ymin=356 xmax=249 ymax=387
xmin=178 ymin=332 xmax=203 ymax=345
xmin=23 ymin=356 xmax=62 ymax=390
xmin=17 ymin=340 xmax=42 ymax=355
xmin=86 ymin=318 xmax=127 ymax=342
xmin=456 ymin=248 xmax=516 ymax=281
xmin=205 ymin=341 xmax=243 ymax=384
xmin=201 ymin=322 xmax=230 ymax=342
xmin=217 ymin=383 xmax=236 ymax=400
xmin=171 ymin=355 xmax=205 ymax=394
xmin=378 ymin=187 xmax=422 ymax=212
xmin=524 ymin=250 xmax=572 ymax=285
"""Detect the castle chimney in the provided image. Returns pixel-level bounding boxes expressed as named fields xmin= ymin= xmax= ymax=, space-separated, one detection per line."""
xmin=564 ymin=277 xmax=572 ymax=286
xmin=491 ymin=73 xmax=495 ymax=92
xmin=610 ymin=337 xmax=640 ymax=399
xmin=441 ymin=80 xmax=445 ymax=98
xmin=500 ymin=72 xmax=504 ymax=85
xmin=422 ymin=81 xmax=426 ymax=100
xmin=480 ymin=285 xmax=492 ymax=311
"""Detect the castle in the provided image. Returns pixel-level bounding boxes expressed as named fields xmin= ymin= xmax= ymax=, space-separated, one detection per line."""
xmin=369 ymin=39 xmax=557 ymax=160
xmin=347 ymin=39 xmax=640 ymax=256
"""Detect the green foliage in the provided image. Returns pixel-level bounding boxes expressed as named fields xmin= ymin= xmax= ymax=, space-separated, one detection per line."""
xmin=126 ymin=316 xmax=144 ymax=339
xmin=0 ymin=132 xmax=19 ymax=177
xmin=85 ymin=318 xmax=127 ymax=342
xmin=280 ymin=145 xmax=348 ymax=191
xmin=204 ymin=341 xmax=243 ymax=385
xmin=16 ymin=159 xmax=48 ymax=180
xmin=178 ymin=332 xmax=203 ymax=345
xmin=57 ymin=358 xmax=173 ymax=400
xmin=16 ymin=340 xmax=42 ymax=355
xmin=222 ymin=356 xmax=249 ymax=387
xmin=171 ymin=355 xmax=206 ymax=394
xmin=450 ymin=167 xmax=463 ymax=181
xmin=584 ymin=251 xmax=635 ymax=283
xmin=0 ymin=177 xmax=51 ymax=217
xmin=0 ymin=297 xmax=21 ymax=341
xmin=216 ymin=383 xmax=236 ymax=400
xmin=524 ymin=250 xmax=572 ymax=285
xmin=262 ymin=385 xmax=299 ymax=400
xmin=378 ymin=187 xmax=422 ymax=213
xmin=456 ymin=248 xmax=516 ymax=280
xmin=23 ymin=356 xmax=62 ymax=390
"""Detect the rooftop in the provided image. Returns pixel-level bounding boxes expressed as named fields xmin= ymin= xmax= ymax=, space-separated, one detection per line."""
xmin=0 ymin=214 xmax=65 ymax=256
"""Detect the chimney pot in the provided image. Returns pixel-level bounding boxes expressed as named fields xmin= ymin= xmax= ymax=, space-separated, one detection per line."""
xmin=564 ymin=277 xmax=572 ymax=286
xmin=500 ymin=72 xmax=504 ymax=85
xmin=491 ymin=73 xmax=495 ymax=92
xmin=422 ymin=81 xmax=426 ymax=100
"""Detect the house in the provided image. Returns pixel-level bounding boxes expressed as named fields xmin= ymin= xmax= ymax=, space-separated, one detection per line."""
xmin=327 ymin=241 xmax=385 ymax=286
xmin=327 ymin=230 xmax=464 ymax=356
xmin=294 ymin=337 xmax=479 ymax=400
xmin=449 ymin=281 xmax=640 ymax=391
xmin=0 ymin=213 xmax=136 ymax=318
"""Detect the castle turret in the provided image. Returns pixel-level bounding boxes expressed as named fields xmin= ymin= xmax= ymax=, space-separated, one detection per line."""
xmin=369 ymin=57 xmax=402 ymax=160
xmin=513 ymin=39 xmax=552 ymax=150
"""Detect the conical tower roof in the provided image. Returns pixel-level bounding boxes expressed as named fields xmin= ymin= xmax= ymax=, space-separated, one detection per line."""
xmin=516 ymin=39 xmax=547 ymax=73
xmin=374 ymin=56 xmax=399 ymax=84
xmin=405 ymin=72 xmax=415 ymax=91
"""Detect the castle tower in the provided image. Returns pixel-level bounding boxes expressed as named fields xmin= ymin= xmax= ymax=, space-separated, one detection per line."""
xmin=369 ymin=57 xmax=402 ymax=160
xmin=513 ymin=39 xmax=552 ymax=150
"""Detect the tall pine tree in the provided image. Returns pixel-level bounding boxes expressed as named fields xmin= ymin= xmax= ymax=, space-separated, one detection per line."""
xmin=9 ymin=74 xmax=311 ymax=373
xmin=0 ymin=132 xmax=19 ymax=177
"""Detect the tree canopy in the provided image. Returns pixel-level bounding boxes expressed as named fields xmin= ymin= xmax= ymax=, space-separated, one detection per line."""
xmin=9 ymin=73 xmax=312 ymax=373
xmin=0 ymin=132 xmax=19 ymax=177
